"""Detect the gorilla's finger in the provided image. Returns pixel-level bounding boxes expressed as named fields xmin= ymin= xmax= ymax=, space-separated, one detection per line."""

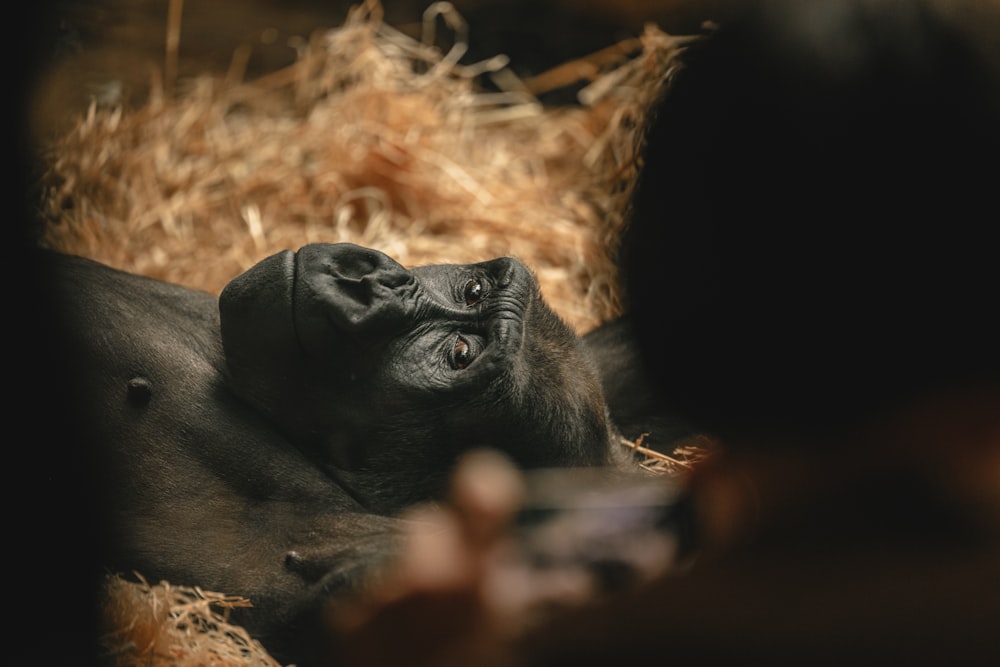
xmin=449 ymin=448 xmax=526 ymax=546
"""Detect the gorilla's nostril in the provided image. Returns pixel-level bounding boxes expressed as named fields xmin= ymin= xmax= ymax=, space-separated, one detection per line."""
xmin=284 ymin=550 xmax=328 ymax=583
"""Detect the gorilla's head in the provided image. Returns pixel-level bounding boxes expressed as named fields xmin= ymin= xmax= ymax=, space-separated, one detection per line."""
xmin=219 ymin=243 xmax=618 ymax=513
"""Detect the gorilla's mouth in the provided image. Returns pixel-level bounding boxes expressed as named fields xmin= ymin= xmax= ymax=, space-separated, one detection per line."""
xmin=290 ymin=243 xmax=418 ymax=368
xmin=219 ymin=247 xmax=299 ymax=374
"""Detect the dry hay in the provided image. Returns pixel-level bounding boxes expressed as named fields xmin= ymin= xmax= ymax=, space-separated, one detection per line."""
xmin=627 ymin=433 xmax=718 ymax=476
xmin=34 ymin=1 xmax=699 ymax=664
xmin=36 ymin=0 xmax=692 ymax=333
xmin=100 ymin=573 xmax=280 ymax=667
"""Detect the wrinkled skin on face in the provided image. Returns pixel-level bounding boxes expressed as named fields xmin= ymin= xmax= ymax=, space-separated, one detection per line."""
xmin=220 ymin=243 xmax=621 ymax=514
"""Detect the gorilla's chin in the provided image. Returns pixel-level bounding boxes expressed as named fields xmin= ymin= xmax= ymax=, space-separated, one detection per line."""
xmin=219 ymin=248 xmax=297 ymax=348
xmin=219 ymin=249 xmax=309 ymax=417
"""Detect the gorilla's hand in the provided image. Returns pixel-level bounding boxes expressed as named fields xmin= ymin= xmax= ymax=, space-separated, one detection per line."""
xmin=326 ymin=449 xmax=529 ymax=667
xmin=326 ymin=449 xmax=683 ymax=667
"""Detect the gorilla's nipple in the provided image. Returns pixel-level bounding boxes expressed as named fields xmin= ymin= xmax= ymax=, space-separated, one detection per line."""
xmin=284 ymin=550 xmax=330 ymax=583
xmin=126 ymin=376 xmax=153 ymax=407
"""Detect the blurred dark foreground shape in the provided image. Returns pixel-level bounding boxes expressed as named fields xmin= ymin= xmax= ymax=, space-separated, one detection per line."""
xmin=329 ymin=0 xmax=1000 ymax=664
xmin=527 ymin=0 xmax=1000 ymax=663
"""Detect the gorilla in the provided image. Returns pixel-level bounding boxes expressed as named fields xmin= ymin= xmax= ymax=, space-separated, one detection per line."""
xmin=42 ymin=241 xmax=683 ymax=665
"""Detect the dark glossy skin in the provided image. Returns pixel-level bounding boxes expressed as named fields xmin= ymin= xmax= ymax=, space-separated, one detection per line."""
xmin=47 ymin=242 xmax=627 ymax=665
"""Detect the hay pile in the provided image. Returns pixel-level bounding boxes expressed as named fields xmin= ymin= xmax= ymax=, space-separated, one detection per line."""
xmin=100 ymin=574 xmax=280 ymax=667
xmin=37 ymin=0 xmax=691 ymax=333
xmin=35 ymin=1 xmax=697 ymax=664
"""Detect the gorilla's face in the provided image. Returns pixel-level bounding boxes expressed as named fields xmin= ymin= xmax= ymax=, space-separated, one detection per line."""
xmin=220 ymin=243 xmax=615 ymax=513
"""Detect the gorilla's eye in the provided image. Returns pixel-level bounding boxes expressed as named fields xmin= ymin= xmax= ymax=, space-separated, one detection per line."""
xmin=453 ymin=336 xmax=474 ymax=369
xmin=463 ymin=278 xmax=484 ymax=306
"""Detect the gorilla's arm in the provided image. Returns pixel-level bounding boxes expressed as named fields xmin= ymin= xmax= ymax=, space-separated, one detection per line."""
xmin=582 ymin=315 xmax=701 ymax=454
